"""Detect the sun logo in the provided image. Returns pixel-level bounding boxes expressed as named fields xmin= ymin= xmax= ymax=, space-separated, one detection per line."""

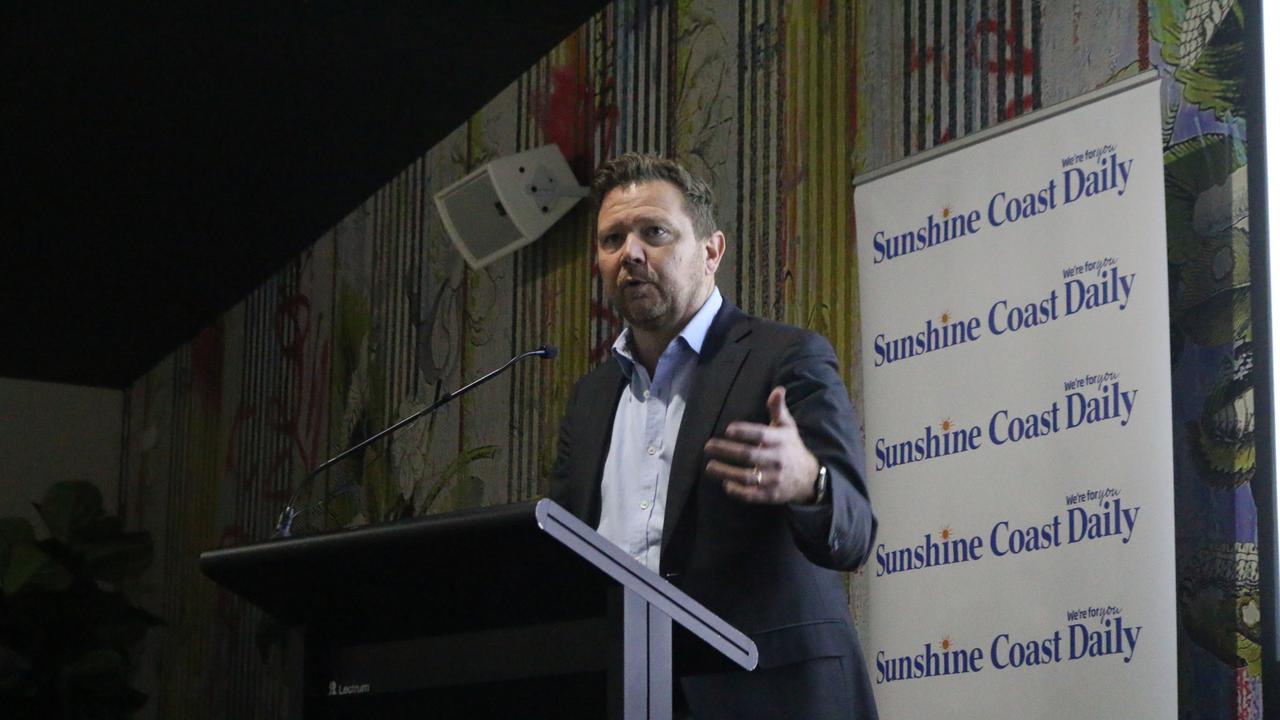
xmin=940 ymin=418 xmax=953 ymax=432
xmin=940 ymin=526 xmax=952 ymax=540
xmin=940 ymin=636 xmax=953 ymax=651
xmin=942 ymin=206 xmax=952 ymax=218
xmin=940 ymin=311 xmax=951 ymax=324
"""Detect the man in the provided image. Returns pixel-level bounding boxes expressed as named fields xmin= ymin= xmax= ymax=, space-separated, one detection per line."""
xmin=549 ymin=153 xmax=878 ymax=718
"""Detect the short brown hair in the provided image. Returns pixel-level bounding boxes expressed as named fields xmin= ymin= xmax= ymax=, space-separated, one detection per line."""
xmin=590 ymin=153 xmax=718 ymax=238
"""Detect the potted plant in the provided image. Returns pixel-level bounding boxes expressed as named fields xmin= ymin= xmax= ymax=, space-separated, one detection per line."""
xmin=0 ymin=481 xmax=159 ymax=719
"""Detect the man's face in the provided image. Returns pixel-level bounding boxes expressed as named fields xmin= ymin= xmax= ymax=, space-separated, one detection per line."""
xmin=595 ymin=180 xmax=717 ymax=333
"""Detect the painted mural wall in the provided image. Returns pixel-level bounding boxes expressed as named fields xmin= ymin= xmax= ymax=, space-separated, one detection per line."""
xmin=120 ymin=0 xmax=1261 ymax=717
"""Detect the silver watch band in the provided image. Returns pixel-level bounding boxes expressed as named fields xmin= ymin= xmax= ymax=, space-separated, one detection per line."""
xmin=812 ymin=465 xmax=828 ymax=504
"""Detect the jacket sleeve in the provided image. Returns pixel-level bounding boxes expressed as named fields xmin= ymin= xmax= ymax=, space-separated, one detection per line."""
xmin=546 ymin=380 xmax=579 ymax=513
xmin=777 ymin=331 xmax=878 ymax=571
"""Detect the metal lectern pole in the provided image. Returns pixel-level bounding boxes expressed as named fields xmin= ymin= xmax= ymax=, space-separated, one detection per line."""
xmin=608 ymin=586 xmax=673 ymax=720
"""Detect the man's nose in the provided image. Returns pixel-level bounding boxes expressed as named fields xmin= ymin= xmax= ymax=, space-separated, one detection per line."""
xmin=621 ymin=233 xmax=646 ymax=264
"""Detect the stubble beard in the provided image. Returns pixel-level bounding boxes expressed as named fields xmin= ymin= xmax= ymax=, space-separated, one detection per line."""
xmin=613 ymin=269 xmax=705 ymax=333
xmin=614 ymin=282 xmax=670 ymax=330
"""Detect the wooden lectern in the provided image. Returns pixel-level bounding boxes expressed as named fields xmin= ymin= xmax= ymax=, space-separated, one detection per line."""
xmin=200 ymin=499 xmax=758 ymax=719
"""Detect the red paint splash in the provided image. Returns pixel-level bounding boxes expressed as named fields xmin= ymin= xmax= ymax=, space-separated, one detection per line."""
xmin=1138 ymin=0 xmax=1149 ymax=70
xmin=533 ymin=64 xmax=618 ymax=182
xmin=223 ymin=280 xmax=331 ymax=506
xmin=589 ymin=299 xmax=623 ymax=362
xmin=907 ymin=13 xmax=1040 ymax=142
xmin=973 ymin=18 xmax=1037 ymax=120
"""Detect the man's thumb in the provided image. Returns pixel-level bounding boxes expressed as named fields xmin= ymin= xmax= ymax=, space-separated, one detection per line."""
xmin=768 ymin=386 xmax=794 ymax=427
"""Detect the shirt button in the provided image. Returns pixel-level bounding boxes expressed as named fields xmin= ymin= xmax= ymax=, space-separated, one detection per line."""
xmin=647 ymin=446 xmax=657 ymax=455
xmin=643 ymin=389 xmax=650 ymax=399
xmin=640 ymin=501 xmax=650 ymax=510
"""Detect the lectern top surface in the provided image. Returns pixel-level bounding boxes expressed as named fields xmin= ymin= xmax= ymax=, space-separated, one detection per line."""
xmin=201 ymin=499 xmax=757 ymax=671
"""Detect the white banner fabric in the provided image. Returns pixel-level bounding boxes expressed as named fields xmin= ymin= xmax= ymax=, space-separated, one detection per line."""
xmin=855 ymin=77 xmax=1176 ymax=718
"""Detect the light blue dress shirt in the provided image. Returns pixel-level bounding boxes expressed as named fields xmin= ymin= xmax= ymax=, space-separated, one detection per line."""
xmin=597 ymin=287 xmax=723 ymax=572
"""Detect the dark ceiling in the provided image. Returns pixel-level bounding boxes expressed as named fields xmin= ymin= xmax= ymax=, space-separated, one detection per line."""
xmin=2 ymin=1 xmax=607 ymax=389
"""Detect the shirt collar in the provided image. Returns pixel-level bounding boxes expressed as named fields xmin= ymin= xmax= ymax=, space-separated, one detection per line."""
xmin=611 ymin=286 xmax=723 ymax=377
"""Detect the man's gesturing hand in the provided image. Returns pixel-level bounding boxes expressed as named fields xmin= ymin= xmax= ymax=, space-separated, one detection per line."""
xmin=703 ymin=386 xmax=821 ymax=504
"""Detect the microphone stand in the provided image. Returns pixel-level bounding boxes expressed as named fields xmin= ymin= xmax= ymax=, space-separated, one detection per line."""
xmin=273 ymin=345 xmax=557 ymax=538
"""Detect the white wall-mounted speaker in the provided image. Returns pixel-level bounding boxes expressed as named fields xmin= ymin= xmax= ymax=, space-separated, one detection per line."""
xmin=433 ymin=144 xmax=589 ymax=270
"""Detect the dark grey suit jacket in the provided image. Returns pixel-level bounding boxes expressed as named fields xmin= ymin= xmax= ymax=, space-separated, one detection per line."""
xmin=549 ymin=300 xmax=878 ymax=718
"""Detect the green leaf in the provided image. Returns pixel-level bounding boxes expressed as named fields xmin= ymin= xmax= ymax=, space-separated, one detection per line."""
xmin=2 ymin=544 xmax=72 ymax=595
xmin=34 ymin=481 xmax=104 ymax=543
xmin=62 ymin=649 xmax=125 ymax=677
xmin=0 ymin=518 xmax=35 ymax=545
xmin=415 ymin=445 xmax=500 ymax=514
xmin=0 ymin=642 xmax=32 ymax=686
xmin=78 ymin=531 xmax=154 ymax=584
xmin=1149 ymin=0 xmax=1184 ymax=54
xmin=60 ymin=650 xmax=151 ymax=717
xmin=76 ymin=514 xmax=124 ymax=541
xmin=1164 ymin=134 xmax=1245 ymax=265
xmin=0 ymin=518 xmax=36 ymax=583
xmin=94 ymin=601 xmax=162 ymax=654
xmin=1173 ymin=226 xmax=1252 ymax=346
xmin=1171 ymin=5 xmax=1247 ymax=121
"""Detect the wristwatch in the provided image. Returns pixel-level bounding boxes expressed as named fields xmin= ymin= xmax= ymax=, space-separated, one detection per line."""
xmin=812 ymin=465 xmax=829 ymax=505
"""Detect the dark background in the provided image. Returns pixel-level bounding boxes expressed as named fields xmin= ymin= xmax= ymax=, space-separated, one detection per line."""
xmin=2 ymin=1 xmax=607 ymax=388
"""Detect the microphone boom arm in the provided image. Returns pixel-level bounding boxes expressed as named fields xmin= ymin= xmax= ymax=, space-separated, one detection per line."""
xmin=273 ymin=345 xmax=556 ymax=538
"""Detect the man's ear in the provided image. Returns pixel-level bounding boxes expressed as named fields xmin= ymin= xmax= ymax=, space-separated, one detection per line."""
xmin=704 ymin=230 xmax=726 ymax=275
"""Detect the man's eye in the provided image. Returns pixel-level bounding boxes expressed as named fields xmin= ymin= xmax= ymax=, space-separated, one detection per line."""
xmin=599 ymin=233 xmax=623 ymax=248
xmin=645 ymin=226 xmax=669 ymax=239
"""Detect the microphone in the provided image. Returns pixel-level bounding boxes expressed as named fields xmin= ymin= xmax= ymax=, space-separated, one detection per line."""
xmin=273 ymin=344 xmax=559 ymax=538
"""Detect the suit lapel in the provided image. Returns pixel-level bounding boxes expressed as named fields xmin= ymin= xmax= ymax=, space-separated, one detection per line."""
xmin=661 ymin=303 xmax=752 ymax=552
xmin=577 ymin=363 xmax=626 ymax=527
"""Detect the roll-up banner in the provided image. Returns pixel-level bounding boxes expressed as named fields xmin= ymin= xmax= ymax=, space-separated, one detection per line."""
xmin=854 ymin=73 xmax=1176 ymax=717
